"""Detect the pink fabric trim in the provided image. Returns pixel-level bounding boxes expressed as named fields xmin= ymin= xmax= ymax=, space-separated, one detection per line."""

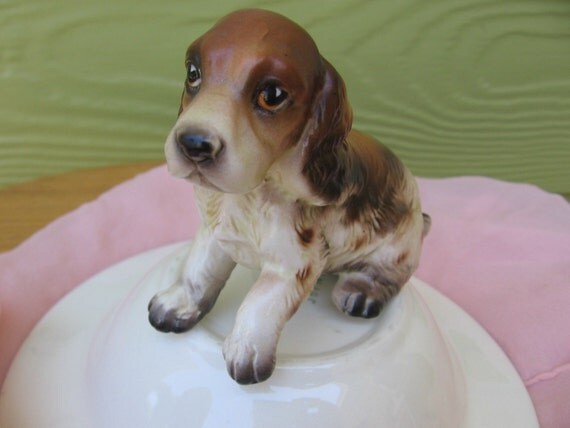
xmin=526 ymin=363 xmax=570 ymax=386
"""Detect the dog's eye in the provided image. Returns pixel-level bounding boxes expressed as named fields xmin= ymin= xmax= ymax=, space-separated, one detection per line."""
xmin=186 ymin=63 xmax=201 ymax=88
xmin=257 ymin=85 xmax=289 ymax=112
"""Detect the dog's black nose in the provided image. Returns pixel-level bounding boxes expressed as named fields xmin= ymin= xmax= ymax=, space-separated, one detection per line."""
xmin=177 ymin=133 xmax=214 ymax=161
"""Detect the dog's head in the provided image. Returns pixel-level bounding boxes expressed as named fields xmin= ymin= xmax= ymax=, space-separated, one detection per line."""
xmin=165 ymin=9 xmax=352 ymax=196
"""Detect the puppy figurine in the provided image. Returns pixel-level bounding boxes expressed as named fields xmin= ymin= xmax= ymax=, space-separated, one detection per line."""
xmin=148 ymin=9 xmax=430 ymax=384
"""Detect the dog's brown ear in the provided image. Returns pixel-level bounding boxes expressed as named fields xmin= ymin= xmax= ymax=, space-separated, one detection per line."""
xmin=302 ymin=59 xmax=353 ymax=202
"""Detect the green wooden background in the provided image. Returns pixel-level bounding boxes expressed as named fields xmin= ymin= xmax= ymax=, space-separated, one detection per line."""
xmin=1 ymin=0 xmax=569 ymax=197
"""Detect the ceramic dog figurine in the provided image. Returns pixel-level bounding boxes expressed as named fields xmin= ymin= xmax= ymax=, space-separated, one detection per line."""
xmin=148 ymin=9 xmax=430 ymax=384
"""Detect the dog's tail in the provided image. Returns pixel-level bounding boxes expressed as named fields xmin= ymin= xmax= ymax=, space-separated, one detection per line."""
xmin=421 ymin=213 xmax=431 ymax=238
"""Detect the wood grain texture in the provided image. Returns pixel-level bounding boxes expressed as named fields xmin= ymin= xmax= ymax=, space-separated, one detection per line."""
xmin=1 ymin=0 xmax=569 ymax=194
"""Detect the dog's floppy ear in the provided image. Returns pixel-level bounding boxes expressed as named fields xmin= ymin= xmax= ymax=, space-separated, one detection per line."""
xmin=302 ymin=59 xmax=353 ymax=202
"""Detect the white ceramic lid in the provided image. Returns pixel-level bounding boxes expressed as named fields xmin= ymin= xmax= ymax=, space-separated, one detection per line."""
xmin=0 ymin=243 xmax=538 ymax=427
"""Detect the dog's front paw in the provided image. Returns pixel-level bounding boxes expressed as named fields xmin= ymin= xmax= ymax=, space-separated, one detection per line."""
xmin=222 ymin=332 xmax=277 ymax=385
xmin=148 ymin=283 xmax=204 ymax=333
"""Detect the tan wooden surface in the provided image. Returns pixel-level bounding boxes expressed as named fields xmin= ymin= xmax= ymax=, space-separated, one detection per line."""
xmin=0 ymin=161 xmax=162 ymax=253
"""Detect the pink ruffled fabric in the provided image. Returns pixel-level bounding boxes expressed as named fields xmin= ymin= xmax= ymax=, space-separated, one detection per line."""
xmin=1 ymin=165 xmax=569 ymax=427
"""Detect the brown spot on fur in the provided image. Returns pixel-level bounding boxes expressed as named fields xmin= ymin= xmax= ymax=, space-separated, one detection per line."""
xmin=296 ymin=226 xmax=314 ymax=246
xmin=396 ymin=251 xmax=409 ymax=265
xmin=352 ymin=234 xmax=369 ymax=251
xmin=296 ymin=265 xmax=312 ymax=284
xmin=289 ymin=265 xmax=315 ymax=319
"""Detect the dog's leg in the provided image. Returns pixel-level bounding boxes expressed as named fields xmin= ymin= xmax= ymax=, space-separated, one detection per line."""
xmin=148 ymin=227 xmax=235 ymax=333
xmin=331 ymin=270 xmax=404 ymax=319
xmin=223 ymin=264 xmax=320 ymax=384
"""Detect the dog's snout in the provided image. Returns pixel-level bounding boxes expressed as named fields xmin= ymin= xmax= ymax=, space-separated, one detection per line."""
xmin=178 ymin=133 xmax=215 ymax=161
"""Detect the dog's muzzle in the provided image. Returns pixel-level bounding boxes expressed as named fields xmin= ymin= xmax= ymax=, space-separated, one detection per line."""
xmin=177 ymin=132 xmax=217 ymax=163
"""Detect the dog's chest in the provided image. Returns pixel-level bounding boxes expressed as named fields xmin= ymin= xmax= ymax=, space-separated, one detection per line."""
xmin=197 ymin=187 xmax=301 ymax=269
xmin=195 ymin=186 xmax=391 ymax=273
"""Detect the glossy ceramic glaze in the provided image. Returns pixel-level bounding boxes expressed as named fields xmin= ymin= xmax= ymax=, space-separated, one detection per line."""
xmin=1 ymin=0 xmax=569 ymax=194
xmin=0 ymin=243 xmax=538 ymax=428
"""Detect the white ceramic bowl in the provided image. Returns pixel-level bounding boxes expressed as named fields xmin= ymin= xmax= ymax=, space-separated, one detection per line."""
xmin=0 ymin=243 xmax=538 ymax=427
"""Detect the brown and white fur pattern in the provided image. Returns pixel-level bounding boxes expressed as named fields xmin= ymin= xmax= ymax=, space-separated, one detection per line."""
xmin=148 ymin=9 xmax=430 ymax=384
